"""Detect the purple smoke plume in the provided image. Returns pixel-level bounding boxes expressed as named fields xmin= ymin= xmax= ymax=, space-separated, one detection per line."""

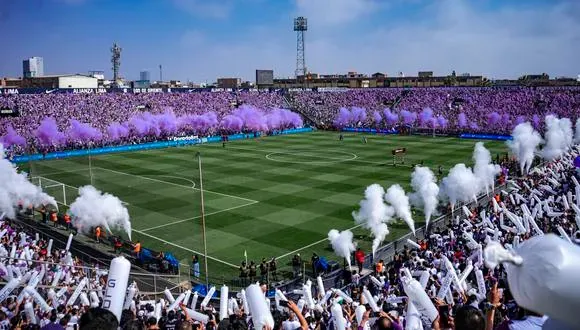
xmin=232 ymin=105 xmax=267 ymax=131
xmin=107 ymin=122 xmax=130 ymax=141
xmin=179 ymin=112 xmax=218 ymax=134
xmin=1 ymin=126 xmax=26 ymax=147
xmin=333 ymin=107 xmax=352 ymax=127
xmin=35 ymin=117 xmax=65 ymax=146
xmin=373 ymin=111 xmax=382 ymax=125
xmin=458 ymin=113 xmax=468 ymax=128
xmin=470 ymin=122 xmax=480 ymax=130
xmin=266 ymin=108 xmax=303 ymax=130
xmin=515 ymin=116 xmax=526 ymax=126
xmin=532 ymin=114 xmax=541 ymax=129
xmin=488 ymin=111 xmax=501 ymax=126
xmin=350 ymin=107 xmax=367 ymax=124
xmin=68 ymin=120 xmax=102 ymax=142
xmin=383 ymin=108 xmax=399 ymax=125
xmin=156 ymin=110 xmax=178 ymax=134
xmin=400 ymin=110 xmax=417 ymax=125
xmin=419 ymin=108 xmax=434 ymax=126
xmin=220 ymin=115 xmax=243 ymax=132
xmin=437 ymin=116 xmax=448 ymax=128
xmin=129 ymin=112 xmax=160 ymax=137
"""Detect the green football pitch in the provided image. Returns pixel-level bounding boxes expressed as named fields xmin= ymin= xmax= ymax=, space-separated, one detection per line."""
xmin=22 ymin=131 xmax=507 ymax=283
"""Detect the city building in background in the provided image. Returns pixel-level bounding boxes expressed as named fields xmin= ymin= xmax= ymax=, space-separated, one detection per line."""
xmin=23 ymin=57 xmax=44 ymax=78
xmin=255 ymin=70 xmax=274 ymax=88
xmin=140 ymin=70 xmax=151 ymax=82
xmin=13 ymin=74 xmax=98 ymax=89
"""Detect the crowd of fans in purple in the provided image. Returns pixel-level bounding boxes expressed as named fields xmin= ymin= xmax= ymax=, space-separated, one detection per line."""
xmin=1 ymin=86 xmax=580 ymax=329
xmin=1 ymin=87 xmax=580 ymax=157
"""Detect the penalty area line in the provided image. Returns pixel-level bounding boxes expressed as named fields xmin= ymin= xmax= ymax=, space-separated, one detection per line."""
xmin=139 ymin=201 xmax=259 ymax=232
xmin=132 ymin=229 xmax=239 ymax=268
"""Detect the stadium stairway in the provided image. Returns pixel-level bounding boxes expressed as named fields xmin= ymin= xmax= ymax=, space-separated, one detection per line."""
xmin=282 ymin=92 xmax=319 ymax=127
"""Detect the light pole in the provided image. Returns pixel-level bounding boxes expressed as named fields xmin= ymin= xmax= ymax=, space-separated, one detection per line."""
xmin=196 ymin=152 xmax=210 ymax=289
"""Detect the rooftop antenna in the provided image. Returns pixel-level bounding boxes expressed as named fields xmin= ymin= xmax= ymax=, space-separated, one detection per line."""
xmin=111 ymin=43 xmax=122 ymax=84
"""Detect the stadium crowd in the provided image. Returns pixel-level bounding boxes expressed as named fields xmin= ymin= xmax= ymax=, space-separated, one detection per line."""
xmin=0 ymin=145 xmax=578 ymax=330
xmin=1 ymin=87 xmax=580 ymax=156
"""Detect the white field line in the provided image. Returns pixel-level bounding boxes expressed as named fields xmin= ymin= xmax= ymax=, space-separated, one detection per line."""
xmin=139 ymin=201 xmax=259 ymax=232
xmin=35 ymin=178 xmax=130 ymax=206
xmin=93 ymin=166 xmax=258 ymax=203
xmin=132 ymin=229 xmax=239 ymax=268
xmin=226 ymin=146 xmax=411 ymax=167
xmin=276 ymin=223 xmax=364 ymax=260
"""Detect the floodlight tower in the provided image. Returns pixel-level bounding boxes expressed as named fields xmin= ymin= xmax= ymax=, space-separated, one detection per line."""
xmin=294 ymin=17 xmax=307 ymax=78
xmin=111 ymin=42 xmax=122 ymax=84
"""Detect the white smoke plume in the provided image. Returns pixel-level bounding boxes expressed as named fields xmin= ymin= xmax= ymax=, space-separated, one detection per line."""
xmin=439 ymin=164 xmax=480 ymax=210
xmin=409 ymin=166 xmax=439 ymax=228
xmin=327 ymin=229 xmax=356 ymax=268
xmin=542 ymin=115 xmax=572 ymax=161
xmin=473 ymin=142 xmax=501 ymax=195
xmin=352 ymin=184 xmax=394 ymax=256
xmin=0 ymin=144 xmax=57 ymax=219
xmin=575 ymin=118 xmax=580 ymax=144
xmin=70 ymin=186 xmax=132 ymax=240
xmin=507 ymin=122 xmax=543 ymax=174
xmin=384 ymin=184 xmax=416 ymax=235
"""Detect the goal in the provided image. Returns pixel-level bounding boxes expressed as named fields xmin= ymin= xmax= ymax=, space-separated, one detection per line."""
xmin=31 ymin=176 xmax=70 ymax=207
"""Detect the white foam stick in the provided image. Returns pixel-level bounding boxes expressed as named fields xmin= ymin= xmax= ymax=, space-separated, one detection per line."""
xmin=475 ymin=268 xmax=486 ymax=297
xmin=65 ymin=233 xmax=74 ymax=251
xmin=557 ymin=226 xmax=572 ymax=244
xmin=219 ymin=286 xmax=229 ymax=320
xmin=462 ymin=219 xmax=473 ymax=230
xmin=402 ymin=276 xmax=438 ymax=322
xmin=484 ymin=235 xmax=580 ymax=327
xmin=316 ymin=276 xmax=325 ymax=300
xmin=154 ymin=301 xmax=162 ymax=321
xmin=459 ymin=264 xmax=473 ymax=285
xmin=331 ymin=303 xmax=346 ymax=330
xmin=521 ymin=204 xmax=531 ymax=217
xmin=56 ymin=286 xmax=68 ymax=299
xmin=418 ymin=271 xmax=430 ymax=289
xmin=362 ymin=287 xmax=380 ymax=312
xmin=509 ymin=194 xmax=516 ymax=206
xmin=27 ymin=270 xmax=40 ymax=289
xmin=303 ymin=281 xmax=315 ymax=309
xmin=240 ymin=289 xmax=249 ymax=314
xmin=164 ymin=288 xmax=175 ymax=304
xmin=80 ymin=292 xmax=90 ymax=307
xmin=123 ymin=284 xmax=137 ymax=310
xmin=442 ymin=256 xmax=463 ymax=294
xmin=405 ymin=301 xmax=423 ymax=330
xmin=355 ymin=304 xmax=366 ymax=325
xmin=191 ymin=292 xmax=198 ymax=310
xmin=514 ymin=236 xmax=521 ymax=248
xmin=0 ymin=277 xmax=21 ymax=303
xmin=386 ymin=296 xmax=406 ymax=304
xmin=321 ymin=290 xmax=333 ymax=307
xmin=51 ymin=269 xmax=62 ymax=288
xmin=508 ymin=180 xmax=522 ymax=190
xmin=462 ymin=205 xmax=473 ymax=218
xmin=246 ymin=284 xmax=274 ymax=330
xmin=405 ymin=238 xmax=421 ymax=250
xmin=333 ymin=289 xmax=353 ymax=303
xmin=548 ymin=178 xmax=560 ymax=187
xmin=506 ymin=212 xmax=526 ymax=233
xmin=103 ymin=256 xmax=131 ymax=322
xmin=67 ymin=277 xmax=88 ymax=306
xmin=24 ymin=302 xmax=37 ymax=324
xmin=13 ymin=266 xmax=22 ymax=280
xmin=523 ymin=181 xmax=531 ymax=190
xmin=492 ymin=198 xmax=499 ymax=212
xmin=229 ymin=297 xmax=239 ymax=314
xmin=292 ymin=289 xmax=304 ymax=295
xmin=185 ymin=307 xmax=210 ymax=324
xmin=522 ymin=216 xmax=530 ymax=233
xmin=501 ymin=190 xmax=509 ymax=196
xmin=168 ymin=292 xmax=186 ymax=312
xmin=0 ymin=229 xmax=6 ymax=241
xmin=297 ymin=298 xmax=306 ymax=312
xmin=567 ymin=191 xmax=574 ymax=206
xmin=501 ymin=224 xmax=519 ymax=234
xmin=183 ymin=290 xmax=191 ymax=309
xmin=200 ymin=286 xmax=215 ymax=308
xmin=370 ymin=275 xmax=383 ymax=288
xmin=89 ymin=291 xmax=99 ymax=308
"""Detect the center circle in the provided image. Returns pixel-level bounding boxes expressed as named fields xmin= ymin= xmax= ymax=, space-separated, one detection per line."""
xmin=265 ymin=150 xmax=358 ymax=164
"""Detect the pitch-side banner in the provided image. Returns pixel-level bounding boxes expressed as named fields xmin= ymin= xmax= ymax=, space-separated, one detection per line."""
xmin=0 ymin=87 xmax=295 ymax=95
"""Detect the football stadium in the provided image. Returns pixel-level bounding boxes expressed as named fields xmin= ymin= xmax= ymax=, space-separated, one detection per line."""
xmin=1 ymin=2 xmax=580 ymax=329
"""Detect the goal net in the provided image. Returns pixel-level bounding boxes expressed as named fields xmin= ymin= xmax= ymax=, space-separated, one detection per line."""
xmin=31 ymin=176 xmax=71 ymax=207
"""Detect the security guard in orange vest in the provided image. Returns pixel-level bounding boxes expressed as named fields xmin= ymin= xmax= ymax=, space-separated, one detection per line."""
xmin=133 ymin=241 xmax=142 ymax=259
xmin=50 ymin=211 xmax=58 ymax=227
xmin=64 ymin=213 xmax=71 ymax=230
xmin=95 ymin=226 xmax=102 ymax=243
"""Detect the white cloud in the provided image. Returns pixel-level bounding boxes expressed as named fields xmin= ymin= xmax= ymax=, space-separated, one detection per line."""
xmin=173 ymin=0 xmax=580 ymax=81
xmin=171 ymin=0 xmax=233 ymax=19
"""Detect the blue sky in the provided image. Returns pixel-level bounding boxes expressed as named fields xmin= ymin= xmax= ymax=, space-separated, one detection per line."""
xmin=0 ymin=0 xmax=578 ymax=82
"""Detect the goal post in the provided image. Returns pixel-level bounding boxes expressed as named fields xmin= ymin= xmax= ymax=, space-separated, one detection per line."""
xmin=392 ymin=148 xmax=407 ymax=166
xmin=32 ymin=176 xmax=69 ymax=206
